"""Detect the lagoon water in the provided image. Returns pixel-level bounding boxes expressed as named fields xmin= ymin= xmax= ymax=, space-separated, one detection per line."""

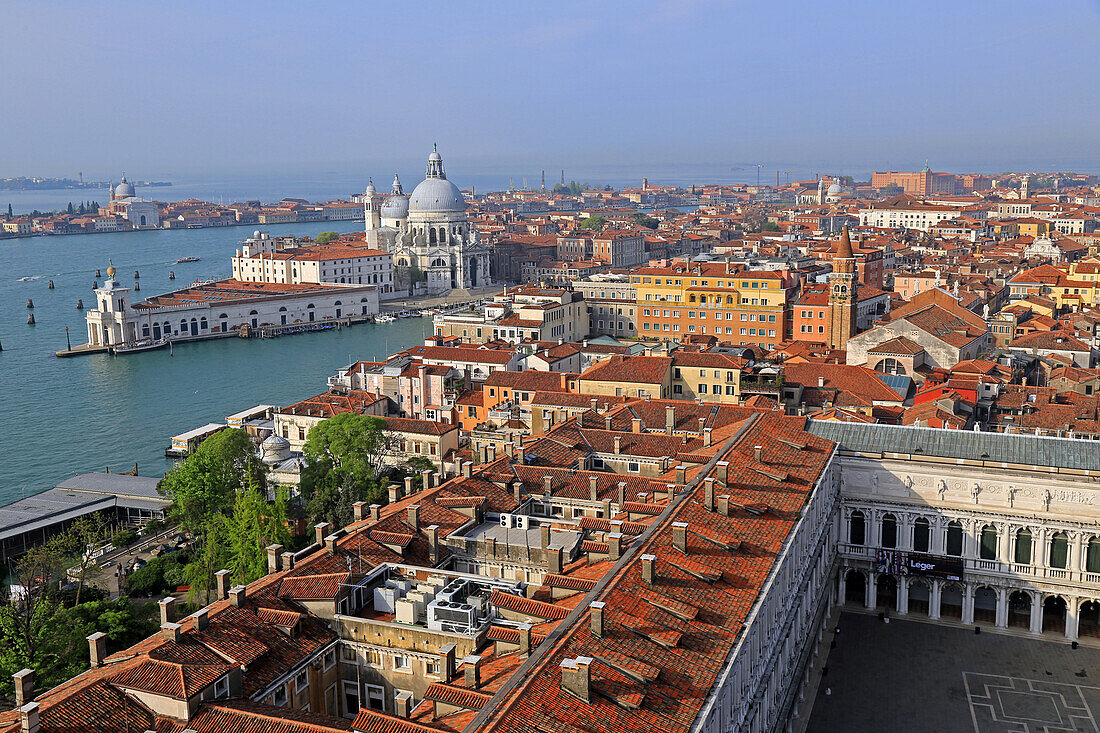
xmin=0 ymin=221 xmax=432 ymax=504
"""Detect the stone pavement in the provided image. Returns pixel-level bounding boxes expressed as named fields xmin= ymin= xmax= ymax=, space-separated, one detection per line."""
xmin=807 ymin=611 xmax=1100 ymax=732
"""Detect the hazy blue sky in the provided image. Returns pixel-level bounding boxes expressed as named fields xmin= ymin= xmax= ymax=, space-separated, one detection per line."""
xmin=3 ymin=1 xmax=1100 ymax=183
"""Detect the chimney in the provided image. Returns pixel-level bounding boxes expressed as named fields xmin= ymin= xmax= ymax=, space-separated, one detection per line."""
xmin=641 ymin=554 xmax=656 ymax=584
xmin=614 ymin=435 xmax=622 ymax=454
xmin=632 ymin=417 xmax=642 ymax=434
xmin=666 ymin=483 xmax=677 ymax=501
xmin=604 ymin=415 xmax=613 ymax=430
xmin=704 ymin=478 xmax=716 ymax=511
xmin=716 ymin=461 xmax=729 ymax=485
xmin=703 ymin=427 xmax=713 ymax=447
xmin=353 ymin=501 xmax=367 ymax=521
xmin=87 ymin=632 xmax=107 ymax=667
xmin=590 ymin=602 xmax=605 ymax=638
xmin=281 ymin=551 xmax=294 ymax=571
xmin=388 ymin=484 xmax=400 ymax=504
xmin=427 ymin=524 xmax=440 ymax=563
xmin=192 ymin=608 xmax=209 ymax=632
xmin=617 ymin=481 xmax=626 ymax=507
xmin=665 ymin=405 xmax=676 ymax=433
xmin=266 ymin=544 xmax=283 ymax=574
xmin=487 ymin=445 xmax=497 ymax=463
xmin=325 ymin=534 xmax=338 ymax=554
xmin=13 ymin=669 xmax=33 ymax=708
xmin=539 ymin=522 xmax=551 ymax=549
xmin=464 ymin=655 xmax=483 ymax=690
xmin=215 ymin=569 xmax=232 ymax=600
xmin=548 ymin=547 xmax=564 ymax=574
xmin=512 ymin=479 xmax=523 ymax=504
xmin=394 ymin=690 xmax=412 ymax=719
xmin=462 ymin=461 xmax=473 ymax=478
xmin=314 ymin=522 xmax=330 ymax=548
xmin=543 ymin=475 xmax=553 ymax=495
xmin=18 ymin=703 xmax=38 ymax=733
xmin=698 ymin=417 xmax=707 ymax=434
xmin=370 ymin=504 xmax=381 ymax=522
xmin=516 ymin=445 xmax=526 ymax=464
xmin=407 ymin=504 xmax=420 ymax=532
xmin=229 ymin=585 xmax=247 ymax=608
xmin=404 ymin=476 xmax=414 ymax=496
xmin=717 ymin=495 xmax=731 ymax=517
xmin=560 ymin=657 xmax=592 ymax=703
xmin=590 ymin=398 xmax=598 ymax=411
xmin=754 ymin=445 xmax=763 ymax=463
xmin=818 ymin=376 xmax=825 ymax=388
xmin=589 ymin=476 xmax=599 ymax=501
xmin=421 ymin=470 xmax=432 ymax=491
xmin=158 ymin=596 xmax=177 ymax=626
xmin=672 ymin=522 xmax=689 ymax=553
xmin=439 ymin=643 xmax=457 ymax=681
xmin=162 ymin=622 xmax=182 ymax=644
xmin=518 ymin=623 xmax=532 ymax=657
xmin=608 ymin=532 xmax=623 ymax=561
xmin=676 ymin=464 xmax=687 ymax=485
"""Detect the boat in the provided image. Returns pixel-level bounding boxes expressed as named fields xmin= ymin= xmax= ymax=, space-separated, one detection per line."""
xmin=111 ymin=336 xmax=170 ymax=355
xmin=419 ymin=308 xmax=439 ymax=317
xmin=175 ymin=256 xmax=200 ymax=264
xmin=376 ymin=315 xmax=396 ymax=323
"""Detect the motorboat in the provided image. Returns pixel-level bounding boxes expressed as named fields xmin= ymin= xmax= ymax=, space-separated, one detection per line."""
xmin=175 ymin=256 xmax=200 ymax=264
xmin=111 ymin=336 xmax=170 ymax=355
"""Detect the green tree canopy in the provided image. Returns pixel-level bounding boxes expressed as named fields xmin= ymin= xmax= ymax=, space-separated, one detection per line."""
xmin=315 ymin=231 xmax=339 ymax=245
xmin=631 ymin=213 xmax=659 ymax=229
xmin=579 ymin=215 xmax=606 ymax=232
xmin=158 ymin=428 xmax=257 ymax=533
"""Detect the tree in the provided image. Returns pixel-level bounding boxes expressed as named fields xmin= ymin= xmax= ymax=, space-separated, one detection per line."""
xmin=304 ymin=412 xmax=393 ymax=485
xmin=0 ymin=538 xmax=66 ymax=689
xmin=158 ymin=428 xmax=257 ymax=535
xmin=111 ymin=529 xmax=138 ymax=549
xmin=65 ymin=515 xmax=109 ymax=606
xmin=228 ymin=472 xmax=291 ymax=585
xmin=315 ymin=231 xmax=339 ymax=245
xmin=579 ymin=215 xmax=606 ymax=232
xmin=631 ymin=213 xmax=658 ymax=230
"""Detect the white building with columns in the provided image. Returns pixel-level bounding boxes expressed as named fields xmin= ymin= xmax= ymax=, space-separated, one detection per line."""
xmin=809 ymin=421 xmax=1100 ymax=645
xmin=363 ymin=146 xmax=492 ymax=295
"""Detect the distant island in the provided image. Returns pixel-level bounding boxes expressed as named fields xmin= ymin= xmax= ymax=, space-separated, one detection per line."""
xmin=0 ymin=176 xmax=171 ymax=191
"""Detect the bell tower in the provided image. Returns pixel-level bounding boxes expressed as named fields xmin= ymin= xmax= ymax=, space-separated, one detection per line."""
xmin=364 ymin=179 xmax=380 ymax=232
xmin=826 ymin=225 xmax=858 ymax=348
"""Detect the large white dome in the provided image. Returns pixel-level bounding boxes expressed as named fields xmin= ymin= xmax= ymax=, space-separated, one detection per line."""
xmin=115 ymin=176 xmax=135 ymax=199
xmin=409 ymin=177 xmax=465 ymax=213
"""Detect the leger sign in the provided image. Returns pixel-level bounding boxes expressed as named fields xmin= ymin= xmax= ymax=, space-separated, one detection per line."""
xmin=876 ymin=550 xmax=964 ymax=581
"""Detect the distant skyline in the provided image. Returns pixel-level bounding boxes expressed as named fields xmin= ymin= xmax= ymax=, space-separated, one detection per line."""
xmin=4 ymin=1 xmax=1100 ymax=181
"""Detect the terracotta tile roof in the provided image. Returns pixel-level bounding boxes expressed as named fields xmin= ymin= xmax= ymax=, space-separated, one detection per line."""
xmin=490 ymin=590 xmax=571 ymax=620
xmin=161 ymin=699 xmax=353 ymax=732
xmin=423 ymin=683 xmax=494 ymax=711
xmin=579 ymin=355 xmax=673 ymax=385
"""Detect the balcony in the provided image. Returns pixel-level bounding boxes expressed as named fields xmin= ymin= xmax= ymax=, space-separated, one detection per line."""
xmin=740 ymin=375 xmax=784 ymax=395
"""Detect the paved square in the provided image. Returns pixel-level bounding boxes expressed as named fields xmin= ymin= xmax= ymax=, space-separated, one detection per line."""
xmin=807 ymin=612 xmax=1100 ymax=732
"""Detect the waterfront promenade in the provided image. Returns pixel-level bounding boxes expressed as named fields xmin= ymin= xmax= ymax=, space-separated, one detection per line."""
xmin=0 ymin=221 xmax=432 ymax=503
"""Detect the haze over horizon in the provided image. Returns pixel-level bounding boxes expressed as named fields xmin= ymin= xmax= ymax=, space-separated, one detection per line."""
xmin=4 ymin=0 xmax=1100 ymax=182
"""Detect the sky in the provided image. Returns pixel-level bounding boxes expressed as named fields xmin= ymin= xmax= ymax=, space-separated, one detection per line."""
xmin=3 ymin=1 xmax=1100 ymax=184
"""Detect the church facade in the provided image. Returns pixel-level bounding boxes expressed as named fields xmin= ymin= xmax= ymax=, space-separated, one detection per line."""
xmin=363 ymin=147 xmax=492 ymax=295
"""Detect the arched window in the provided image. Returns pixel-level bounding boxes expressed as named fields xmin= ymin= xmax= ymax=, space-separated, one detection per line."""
xmin=429 ymin=228 xmax=437 ymax=244
xmin=1049 ymin=531 xmax=1069 ymax=569
xmin=913 ymin=517 xmax=931 ymax=553
xmin=142 ymin=324 xmax=150 ymax=338
xmin=180 ymin=319 xmax=187 ymax=332
xmin=199 ymin=317 xmax=208 ymax=331
xmin=946 ymin=520 xmax=963 ymax=557
xmin=979 ymin=524 xmax=998 ymax=560
xmin=849 ymin=510 xmax=865 ymax=546
xmin=874 ymin=358 xmax=906 ymax=376
xmin=1087 ymin=537 xmax=1100 ymax=573
xmin=880 ymin=513 xmax=897 ymax=549
xmin=1015 ymin=528 xmax=1032 ymax=564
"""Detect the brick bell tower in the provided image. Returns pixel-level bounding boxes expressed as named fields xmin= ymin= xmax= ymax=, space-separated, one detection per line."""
xmin=826 ymin=225 xmax=858 ymax=349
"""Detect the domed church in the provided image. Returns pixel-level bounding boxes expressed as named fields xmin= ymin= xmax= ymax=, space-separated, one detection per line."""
xmin=363 ymin=146 xmax=492 ymax=295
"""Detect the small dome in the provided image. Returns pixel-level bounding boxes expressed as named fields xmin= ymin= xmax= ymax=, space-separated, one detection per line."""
xmin=261 ymin=433 xmax=291 ymax=464
xmin=115 ymin=175 xmax=135 ymax=199
xmin=365 ymin=179 xmax=377 ymax=196
xmin=106 ymin=263 xmax=117 ymax=279
xmin=253 ymin=230 xmax=262 ymax=238
xmin=382 ymin=193 xmax=410 ymax=219
xmin=827 ymin=182 xmax=842 ymax=195
xmin=409 ymin=178 xmax=465 ymax=213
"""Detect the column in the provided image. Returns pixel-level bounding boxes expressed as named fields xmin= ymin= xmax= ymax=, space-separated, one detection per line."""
xmin=1036 ymin=528 xmax=1048 ymax=570
xmin=932 ymin=518 xmax=946 ymax=555
xmin=1067 ymin=597 xmax=1080 ymax=642
xmin=1029 ymin=592 xmax=1043 ymax=634
xmin=929 ymin=581 xmax=942 ymax=620
xmin=995 ymin=588 xmax=1008 ymax=628
xmin=837 ymin=567 xmax=847 ymax=606
xmin=964 ymin=519 xmax=978 ymax=560
xmin=897 ymin=578 xmax=909 ymax=615
xmin=999 ymin=525 xmax=1013 ymax=566
xmin=866 ymin=572 xmax=877 ymax=610
xmin=962 ymin=584 xmax=975 ymax=625
xmin=1070 ymin=532 xmax=1083 ymax=576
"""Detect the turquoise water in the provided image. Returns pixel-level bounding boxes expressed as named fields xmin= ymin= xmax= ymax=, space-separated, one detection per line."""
xmin=0 ymin=222 xmax=432 ymax=503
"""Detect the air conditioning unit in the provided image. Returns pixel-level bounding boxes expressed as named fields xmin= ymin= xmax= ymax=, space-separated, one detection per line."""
xmin=515 ymin=515 xmax=530 ymax=530
xmin=499 ymin=513 xmax=513 ymax=528
xmin=427 ymin=599 xmax=478 ymax=633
